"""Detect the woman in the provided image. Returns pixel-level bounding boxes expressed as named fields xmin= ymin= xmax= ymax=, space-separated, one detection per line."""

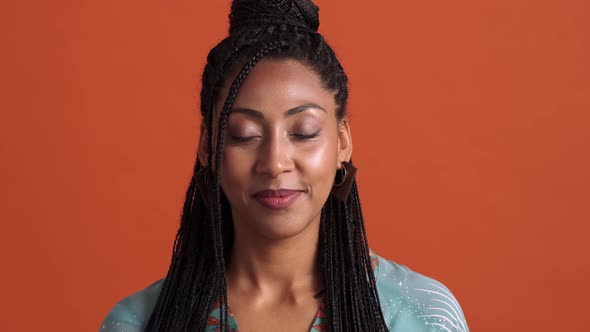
xmin=101 ymin=0 xmax=469 ymax=331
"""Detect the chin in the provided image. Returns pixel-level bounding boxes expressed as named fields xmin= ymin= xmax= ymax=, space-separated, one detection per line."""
xmin=243 ymin=211 xmax=319 ymax=242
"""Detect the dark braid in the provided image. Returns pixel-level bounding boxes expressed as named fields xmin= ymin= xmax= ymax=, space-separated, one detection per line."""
xmin=211 ymin=40 xmax=288 ymax=328
xmin=145 ymin=0 xmax=388 ymax=331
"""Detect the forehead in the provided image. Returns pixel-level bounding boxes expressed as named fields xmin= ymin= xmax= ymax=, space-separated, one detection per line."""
xmin=227 ymin=58 xmax=337 ymax=117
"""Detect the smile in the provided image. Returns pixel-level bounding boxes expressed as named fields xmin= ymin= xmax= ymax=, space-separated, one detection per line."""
xmin=253 ymin=189 xmax=302 ymax=210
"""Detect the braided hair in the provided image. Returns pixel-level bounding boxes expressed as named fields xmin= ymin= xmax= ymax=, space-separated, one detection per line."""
xmin=145 ymin=0 xmax=389 ymax=331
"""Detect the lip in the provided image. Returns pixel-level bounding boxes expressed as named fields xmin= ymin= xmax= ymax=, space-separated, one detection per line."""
xmin=253 ymin=189 xmax=303 ymax=210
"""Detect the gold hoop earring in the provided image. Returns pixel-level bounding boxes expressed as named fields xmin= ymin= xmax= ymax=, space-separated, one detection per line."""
xmin=333 ymin=163 xmax=348 ymax=187
xmin=330 ymin=161 xmax=357 ymax=202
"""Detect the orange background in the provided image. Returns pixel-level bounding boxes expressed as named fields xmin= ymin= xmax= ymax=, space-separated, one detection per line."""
xmin=1 ymin=0 xmax=588 ymax=331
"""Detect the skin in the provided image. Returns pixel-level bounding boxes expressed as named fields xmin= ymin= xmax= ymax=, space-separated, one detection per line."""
xmin=198 ymin=58 xmax=352 ymax=331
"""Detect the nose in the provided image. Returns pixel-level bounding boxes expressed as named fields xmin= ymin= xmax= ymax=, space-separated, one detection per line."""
xmin=255 ymin=132 xmax=294 ymax=178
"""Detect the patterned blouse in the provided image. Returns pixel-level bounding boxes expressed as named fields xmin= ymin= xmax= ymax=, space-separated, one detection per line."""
xmin=100 ymin=250 xmax=469 ymax=332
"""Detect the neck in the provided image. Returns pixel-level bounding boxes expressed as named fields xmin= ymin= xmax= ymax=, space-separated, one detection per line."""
xmin=226 ymin=218 xmax=323 ymax=301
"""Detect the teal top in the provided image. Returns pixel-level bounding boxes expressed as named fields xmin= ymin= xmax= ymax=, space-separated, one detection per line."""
xmin=100 ymin=250 xmax=469 ymax=332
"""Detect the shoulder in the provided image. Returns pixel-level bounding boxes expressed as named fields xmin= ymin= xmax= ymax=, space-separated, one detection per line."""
xmin=99 ymin=278 xmax=165 ymax=331
xmin=371 ymin=250 xmax=470 ymax=332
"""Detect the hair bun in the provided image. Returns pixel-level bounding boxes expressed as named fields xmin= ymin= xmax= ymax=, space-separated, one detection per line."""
xmin=229 ymin=0 xmax=320 ymax=35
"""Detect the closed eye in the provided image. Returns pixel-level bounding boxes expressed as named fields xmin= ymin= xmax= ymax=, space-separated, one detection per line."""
xmin=229 ymin=136 xmax=261 ymax=143
xmin=290 ymin=131 xmax=321 ymax=140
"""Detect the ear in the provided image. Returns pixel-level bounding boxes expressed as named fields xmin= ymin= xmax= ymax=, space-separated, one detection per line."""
xmin=198 ymin=121 xmax=209 ymax=167
xmin=336 ymin=118 xmax=353 ymax=169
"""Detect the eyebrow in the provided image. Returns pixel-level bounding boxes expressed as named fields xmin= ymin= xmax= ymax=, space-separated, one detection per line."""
xmin=230 ymin=103 xmax=326 ymax=119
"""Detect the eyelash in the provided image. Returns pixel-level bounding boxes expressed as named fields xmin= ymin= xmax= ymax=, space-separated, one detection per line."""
xmin=291 ymin=131 xmax=320 ymax=140
xmin=230 ymin=131 xmax=320 ymax=143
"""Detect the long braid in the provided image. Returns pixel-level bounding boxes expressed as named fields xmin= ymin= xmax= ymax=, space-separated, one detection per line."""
xmin=145 ymin=33 xmax=255 ymax=331
xmin=211 ymin=40 xmax=288 ymax=329
xmin=353 ymin=180 xmax=388 ymax=325
xmin=322 ymin=163 xmax=388 ymax=331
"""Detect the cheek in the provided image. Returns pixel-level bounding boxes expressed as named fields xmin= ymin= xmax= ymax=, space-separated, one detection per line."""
xmin=300 ymin=140 xmax=338 ymax=191
xmin=220 ymin=148 xmax=253 ymax=195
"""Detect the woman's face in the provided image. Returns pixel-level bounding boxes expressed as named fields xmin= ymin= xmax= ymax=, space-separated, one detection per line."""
xmin=201 ymin=58 xmax=352 ymax=241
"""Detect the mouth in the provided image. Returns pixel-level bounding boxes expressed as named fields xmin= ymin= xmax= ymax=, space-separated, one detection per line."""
xmin=252 ymin=189 xmax=303 ymax=210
